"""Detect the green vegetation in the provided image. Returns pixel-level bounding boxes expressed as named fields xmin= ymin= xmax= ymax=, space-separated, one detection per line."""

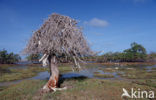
xmin=0 ymin=66 xmax=48 ymax=82
xmin=0 ymin=79 xmax=155 ymax=100
xmin=58 ymin=64 xmax=72 ymax=73
xmin=94 ymin=73 xmax=114 ymax=78
xmin=96 ymin=42 xmax=148 ymax=63
xmin=132 ymin=79 xmax=156 ymax=88
xmin=0 ymin=80 xmax=45 ymax=100
xmin=118 ymin=68 xmax=156 ymax=79
xmin=147 ymin=52 xmax=156 ymax=62
xmin=0 ymin=64 xmax=72 ymax=82
xmin=0 ymin=63 xmax=156 ymax=100
xmin=0 ymin=49 xmax=21 ymax=64
xmin=26 ymin=54 xmax=41 ymax=62
xmin=84 ymin=42 xmax=156 ymax=63
xmin=123 ymin=42 xmax=147 ymax=62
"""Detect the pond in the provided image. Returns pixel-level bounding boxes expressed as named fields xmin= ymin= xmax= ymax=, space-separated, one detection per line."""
xmin=0 ymin=63 xmax=156 ymax=87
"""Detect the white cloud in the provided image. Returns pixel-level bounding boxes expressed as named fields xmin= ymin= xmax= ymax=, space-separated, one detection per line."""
xmin=84 ymin=18 xmax=109 ymax=27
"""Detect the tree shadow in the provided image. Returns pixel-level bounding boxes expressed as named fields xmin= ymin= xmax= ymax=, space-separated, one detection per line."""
xmin=0 ymin=67 xmax=11 ymax=75
xmin=58 ymin=74 xmax=88 ymax=87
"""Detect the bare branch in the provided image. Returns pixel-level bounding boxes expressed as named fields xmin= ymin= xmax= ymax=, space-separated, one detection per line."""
xmin=23 ymin=13 xmax=93 ymax=63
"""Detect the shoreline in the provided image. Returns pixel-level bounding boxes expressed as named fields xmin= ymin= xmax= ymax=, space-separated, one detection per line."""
xmin=90 ymin=62 xmax=156 ymax=66
xmin=0 ymin=62 xmax=156 ymax=67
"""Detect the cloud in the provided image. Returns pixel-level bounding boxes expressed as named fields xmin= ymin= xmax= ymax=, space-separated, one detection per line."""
xmin=84 ymin=18 xmax=109 ymax=27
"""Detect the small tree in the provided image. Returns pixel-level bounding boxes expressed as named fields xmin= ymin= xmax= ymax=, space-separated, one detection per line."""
xmin=147 ymin=52 xmax=156 ymax=62
xmin=24 ymin=13 xmax=92 ymax=92
xmin=26 ymin=54 xmax=41 ymax=62
xmin=0 ymin=50 xmax=21 ymax=64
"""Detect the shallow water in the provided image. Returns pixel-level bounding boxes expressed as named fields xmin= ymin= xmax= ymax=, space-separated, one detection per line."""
xmin=0 ymin=64 xmax=156 ymax=87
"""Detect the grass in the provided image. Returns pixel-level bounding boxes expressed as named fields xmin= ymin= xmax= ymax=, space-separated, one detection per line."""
xmin=0 ymin=86 xmax=7 ymax=91
xmin=93 ymin=72 xmax=115 ymax=78
xmin=0 ymin=67 xmax=48 ymax=82
xmin=58 ymin=64 xmax=72 ymax=73
xmin=100 ymin=68 xmax=116 ymax=72
xmin=0 ymin=64 xmax=73 ymax=82
xmin=117 ymin=68 xmax=156 ymax=79
xmin=151 ymin=67 xmax=156 ymax=70
xmin=132 ymin=79 xmax=156 ymax=88
xmin=96 ymin=62 xmax=156 ymax=66
xmin=0 ymin=80 xmax=46 ymax=100
xmin=0 ymin=63 xmax=156 ymax=100
xmin=0 ymin=64 xmax=17 ymax=68
xmin=0 ymin=78 xmax=155 ymax=100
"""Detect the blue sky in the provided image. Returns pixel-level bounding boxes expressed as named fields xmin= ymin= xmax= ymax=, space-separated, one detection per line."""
xmin=0 ymin=0 xmax=156 ymax=56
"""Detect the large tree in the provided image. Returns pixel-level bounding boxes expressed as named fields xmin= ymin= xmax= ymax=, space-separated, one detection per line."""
xmin=124 ymin=42 xmax=147 ymax=62
xmin=24 ymin=13 xmax=92 ymax=92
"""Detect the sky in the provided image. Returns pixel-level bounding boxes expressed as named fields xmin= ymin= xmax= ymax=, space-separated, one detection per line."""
xmin=0 ymin=0 xmax=156 ymax=57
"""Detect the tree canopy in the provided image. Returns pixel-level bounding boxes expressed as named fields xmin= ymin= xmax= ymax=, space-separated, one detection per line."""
xmin=26 ymin=54 xmax=41 ymax=62
xmin=24 ymin=13 xmax=92 ymax=61
xmin=0 ymin=49 xmax=21 ymax=64
xmin=95 ymin=42 xmax=147 ymax=62
xmin=123 ymin=42 xmax=147 ymax=62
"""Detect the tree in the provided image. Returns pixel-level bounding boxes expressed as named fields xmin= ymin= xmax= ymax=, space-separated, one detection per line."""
xmin=95 ymin=42 xmax=147 ymax=63
xmin=124 ymin=42 xmax=147 ymax=62
xmin=26 ymin=54 xmax=41 ymax=62
xmin=0 ymin=49 xmax=21 ymax=64
xmin=24 ymin=13 xmax=92 ymax=92
xmin=147 ymin=52 xmax=156 ymax=62
xmin=0 ymin=50 xmax=7 ymax=63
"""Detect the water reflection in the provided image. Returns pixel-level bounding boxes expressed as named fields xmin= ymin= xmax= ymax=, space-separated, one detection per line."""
xmin=0 ymin=64 xmax=156 ymax=87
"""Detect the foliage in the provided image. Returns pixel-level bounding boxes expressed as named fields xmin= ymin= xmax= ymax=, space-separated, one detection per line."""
xmin=95 ymin=42 xmax=147 ymax=62
xmin=123 ymin=42 xmax=147 ymax=62
xmin=26 ymin=54 xmax=41 ymax=62
xmin=0 ymin=49 xmax=21 ymax=64
xmin=147 ymin=52 xmax=156 ymax=62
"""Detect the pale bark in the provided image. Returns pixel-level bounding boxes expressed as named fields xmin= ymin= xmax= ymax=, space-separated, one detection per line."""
xmin=43 ymin=56 xmax=59 ymax=91
xmin=23 ymin=13 xmax=93 ymax=92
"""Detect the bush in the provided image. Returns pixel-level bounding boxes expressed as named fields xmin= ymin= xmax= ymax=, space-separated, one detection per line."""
xmin=0 ymin=49 xmax=21 ymax=64
xmin=96 ymin=42 xmax=147 ymax=62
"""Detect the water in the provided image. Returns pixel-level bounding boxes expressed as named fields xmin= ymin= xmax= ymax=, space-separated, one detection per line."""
xmin=0 ymin=64 xmax=156 ymax=87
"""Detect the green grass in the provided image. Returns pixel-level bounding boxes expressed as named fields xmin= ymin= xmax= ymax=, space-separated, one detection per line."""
xmin=0 ymin=67 xmax=48 ymax=82
xmin=0 ymin=86 xmax=7 ymax=91
xmin=0 ymin=80 xmax=46 ymax=100
xmin=0 ymin=64 xmax=16 ymax=68
xmin=151 ymin=67 xmax=156 ymax=70
xmin=93 ymin=73 xmax=115 ymax=78
xmin=58 ymin=65 xmax=72 ymax=73
xmin=0 ymin=64 xmax=73 ymax=82
xmin=93 ymin=71 xmax=100 ymax=74
xmin=0 ymin=79 xmax=155 ymax=100
xmin=0 ymin=64 xmax=156 ymax=100
xmin=132 ymin=79 xmax=156 ymax=88
xmin=117 ymin=68 xmax=156 ymax=79
xmin=100 ymin=68 xmax=116 ymax=72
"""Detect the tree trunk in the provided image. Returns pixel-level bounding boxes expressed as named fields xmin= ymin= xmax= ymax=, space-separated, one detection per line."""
xmin=43 ymin=56 xmax=59 ymax=92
